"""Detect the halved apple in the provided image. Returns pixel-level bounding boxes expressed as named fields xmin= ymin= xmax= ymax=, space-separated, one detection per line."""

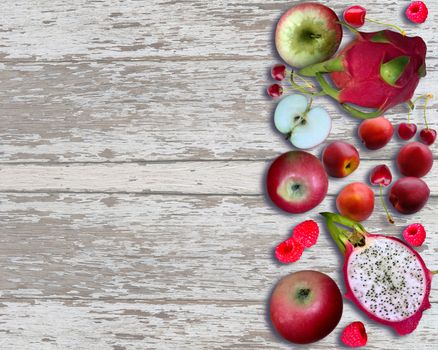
xmin=274 ymin=94 xmax=331 ymax=149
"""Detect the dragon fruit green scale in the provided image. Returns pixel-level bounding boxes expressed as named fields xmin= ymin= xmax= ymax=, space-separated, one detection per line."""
xmin=321 ymin=212 xmax=435 ymax=335
xmin=299 ymin=30 xmax=427 ymax=119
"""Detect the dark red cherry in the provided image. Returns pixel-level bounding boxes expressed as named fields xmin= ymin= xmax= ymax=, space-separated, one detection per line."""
xmin=344 ymin=5 xmax=366 ymax=27
xmin=419 ymin=128 xmax=436 ymax=145
xmin=397 ymin=123 xmax=417 ymax=140
xmin=370 ymin=164 xmax=394 ymax=224
xmin=370 ymin=164 xmax=392 ymax=187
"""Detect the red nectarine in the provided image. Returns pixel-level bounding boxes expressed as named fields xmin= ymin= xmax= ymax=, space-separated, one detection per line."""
xmin=322 ymin=141 xmax=360 ymax=178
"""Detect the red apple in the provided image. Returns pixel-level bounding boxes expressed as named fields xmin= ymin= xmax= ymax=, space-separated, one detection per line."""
xmin=266 ymin=151 xmax=328 ymax=213
xmin=389 ymin=177 xmax=430 ymax=214
xmin=358 ymin=116 xmax=394 ymax=150
xmin=336 ymin=182 xmax=374 ymax=221
xmin=396 ymin=142 xmax=433 ymax=177
xmin=275 ymin=3 xmax=342 ymax=68
xmin=322 ymin=141 xmax=360 ymax=178
xmin=270 ymin=270 xmax=343 ymax=344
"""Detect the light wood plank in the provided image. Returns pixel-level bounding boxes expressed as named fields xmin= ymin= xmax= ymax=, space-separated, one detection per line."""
xmin=0 ymin=299 xmax=436 ymax=349
xmin=1 ymin=0 xmax=437 ymax=348
xmin=0 ymin=160 xmax=437 ymax=194
xmin=0 ymin=60 xmax=437 ymax=163
xmin=0 ymin=0 xmax=436 ymax=62
xmin=1 ymin=193 xmax=437 ymax=301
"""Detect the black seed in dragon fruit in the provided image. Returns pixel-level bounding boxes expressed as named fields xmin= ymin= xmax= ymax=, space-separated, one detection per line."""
xmin=321 ymin=212 xmax=436 ymax=335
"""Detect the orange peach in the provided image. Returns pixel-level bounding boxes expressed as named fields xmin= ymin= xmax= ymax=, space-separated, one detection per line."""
xmin=358 ymin=116 xmax=393 ymax=150
xmin=336 ymin=182 xmax=374 ymax=221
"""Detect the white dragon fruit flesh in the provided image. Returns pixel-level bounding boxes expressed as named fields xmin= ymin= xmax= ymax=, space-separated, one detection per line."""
xmin=321 ymin=212 xmax=435 ymax=335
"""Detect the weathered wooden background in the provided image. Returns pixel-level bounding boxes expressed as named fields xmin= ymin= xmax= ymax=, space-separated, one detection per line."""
xmin=0 ymin=0 xmax=437 ymax=349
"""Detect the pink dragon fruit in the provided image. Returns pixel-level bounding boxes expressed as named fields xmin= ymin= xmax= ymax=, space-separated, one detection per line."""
xmin=321 ymin=212 xmax=436 ymax=335
xmin=300 ymin=30 xmax=427 ymax=119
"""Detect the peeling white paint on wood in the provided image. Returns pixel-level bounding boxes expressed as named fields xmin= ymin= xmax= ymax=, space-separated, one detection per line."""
xmin=0 ymin=0 xmax=435 ymax=61
xmin=0 ymin=59 xmax=436 ymax=163
xmin=0 ymin=0 xmax=437 ymax=348
xmin=0 ymin=160 xmax=437 ymax=194
xmin=0 ymin=193 xmax=437 ymax=302
xmin=0 ymin=300 xmax=435 ymax=350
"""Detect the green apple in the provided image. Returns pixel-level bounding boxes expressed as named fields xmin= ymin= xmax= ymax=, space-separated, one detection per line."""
xmin=275 ymin=3 xmax=343 ymax=68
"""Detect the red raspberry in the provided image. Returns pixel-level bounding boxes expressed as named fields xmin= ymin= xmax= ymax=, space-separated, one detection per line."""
xmin=275 ymin=237 xmax=304 ymax=263
xmin=271 ymin=64 xmax=286 ymax=81
xmin=267 ymin=83 xmax=283 ymax=98
xmin=292 ymin=220 xmax=319 ymax=248
xmin=402 ymin=223 xmax=426 ymax=247
xmin=405 ymin=1 xmax=428 ymax=24
xmin=341 ymin=321 xmax=368 ymax=347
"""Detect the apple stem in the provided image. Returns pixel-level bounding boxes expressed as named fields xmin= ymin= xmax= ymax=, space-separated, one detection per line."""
xmin=306 ymin=97 xmax=313 ymax=112
xmin=380 ymin=184 xmax=394 ymax=224
xmin=366 ymin=18 xmax=406 ymax=36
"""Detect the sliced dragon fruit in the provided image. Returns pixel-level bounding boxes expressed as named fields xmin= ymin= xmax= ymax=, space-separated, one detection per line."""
xmin=321 ymin=212 xmax=436 ymax=335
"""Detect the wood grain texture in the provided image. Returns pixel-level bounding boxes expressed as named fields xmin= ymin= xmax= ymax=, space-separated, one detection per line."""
xmin=1 ymin=0 xmax=438 ymax=348
xmin=0 ymin=59 xmax=437 ymax=163
xmin=0 ymin=159 xmax=438 ymax=194
xmin=1 ymin=0 xmax=436 ymax=62
xmin=1 ymin=193 xmax=437 ymax=302
xmin=0 ymin=300 xmax=437 ymax=350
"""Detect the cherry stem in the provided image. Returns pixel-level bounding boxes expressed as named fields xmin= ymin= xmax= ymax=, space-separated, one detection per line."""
xmin=431 ymin=270 xmax=438 ymax=275
xmin=288 ymin=71 xmax=326 ymax=96
xmin=287 ymin=70 xmax=314 ymax=89
xmin=366 ymin=18 xmax=406 ymax=36
xmin=380 ymin=184 xmax=394 ymax=224
xmin=407 ymin=94 xmax=433 ymax=128
xmin=423 ymin=94 xmax=433 ymax=129
xmin=337 ymin=21 xmax=359 ymax=35
xmin=412 ymin=94 xmax=431 ymax=105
